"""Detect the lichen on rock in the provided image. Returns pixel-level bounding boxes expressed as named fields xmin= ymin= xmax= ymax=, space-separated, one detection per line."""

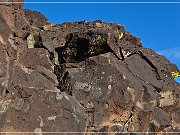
xmin=27 ymin=33 xmax=35 ymax=48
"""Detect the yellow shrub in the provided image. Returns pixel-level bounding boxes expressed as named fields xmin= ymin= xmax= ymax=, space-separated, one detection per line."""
xmin=171 ymin=71 xmax=180 ymax=78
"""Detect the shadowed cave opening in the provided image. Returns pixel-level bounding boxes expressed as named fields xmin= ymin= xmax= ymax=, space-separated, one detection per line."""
xmin=60 ymin=35 xmax=113 ymax=63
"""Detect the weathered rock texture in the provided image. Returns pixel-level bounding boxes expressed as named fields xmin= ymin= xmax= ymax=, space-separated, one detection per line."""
xmin=0 ymin=1 xmax=180 ymax=135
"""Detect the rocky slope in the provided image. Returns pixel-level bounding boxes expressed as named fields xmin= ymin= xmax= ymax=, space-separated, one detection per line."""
xmin=0 ymin=1 xmax=180 ymax=134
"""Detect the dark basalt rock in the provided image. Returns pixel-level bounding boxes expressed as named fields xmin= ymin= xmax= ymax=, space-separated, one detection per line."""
xmin=16 ymin=48 xmax=53 ymax=71
xmin=24 ymin=9 xmax=51 ymax=29
xmin=0 ymin=0 xmax=180 ymax=134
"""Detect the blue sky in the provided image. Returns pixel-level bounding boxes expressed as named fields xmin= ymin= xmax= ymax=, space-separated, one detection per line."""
xmin=23 ymin=0 xmax=180 ymax=83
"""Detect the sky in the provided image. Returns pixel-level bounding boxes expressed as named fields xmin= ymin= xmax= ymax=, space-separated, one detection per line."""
xmin=23 ymin=0 xmax=180 ymax=83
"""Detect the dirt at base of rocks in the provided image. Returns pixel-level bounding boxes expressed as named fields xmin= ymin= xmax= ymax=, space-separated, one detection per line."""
xmin=0 ymin=1 xmax=180 ymax=134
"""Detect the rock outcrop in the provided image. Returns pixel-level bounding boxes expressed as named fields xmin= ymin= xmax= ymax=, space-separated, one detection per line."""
xmin=0 ymin=1 xmax=180 ymax=134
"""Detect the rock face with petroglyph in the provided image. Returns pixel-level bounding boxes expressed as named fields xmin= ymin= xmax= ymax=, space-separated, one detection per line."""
xmin=0 ymin=1 xmax=180 ymax=134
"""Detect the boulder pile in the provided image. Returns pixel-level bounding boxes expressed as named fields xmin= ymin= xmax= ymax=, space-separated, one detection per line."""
xmin=0 ymin=1 xmax=180 ymax=134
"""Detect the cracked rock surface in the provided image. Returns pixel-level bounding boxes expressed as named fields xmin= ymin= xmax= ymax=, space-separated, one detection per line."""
xmin=0 ymin=1 xmax=180 ymax=134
